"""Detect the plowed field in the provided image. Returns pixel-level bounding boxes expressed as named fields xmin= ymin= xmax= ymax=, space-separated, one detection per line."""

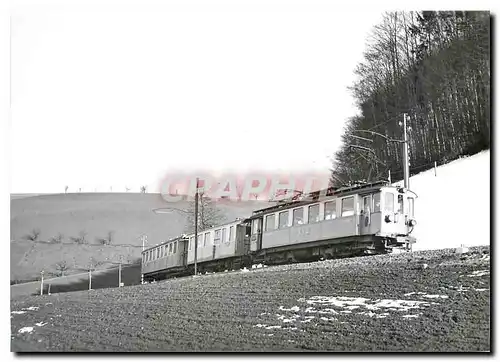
xmin=11 ymin=246 xmax=490 ymax=352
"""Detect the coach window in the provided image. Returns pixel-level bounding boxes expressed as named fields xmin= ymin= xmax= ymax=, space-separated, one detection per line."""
xmin=384 ymin=193 xmax=394 ymax=214
xmin=373 ymin=193 xmax=381 ymax=213
xmin=324 ymin=201 xmax=337 ymax=220
xmin=189 ymin=236 xmax=194 ymax=250
xmin=292 ymin=208 xmax=304 ymax=226
xmin=173 ymin=241 xmax=177 ymax=254
xmin=308 ymin=204 xmax=320 ymax=223
xmin=204 ymin=232 xmax=210 ymax=247
xmin=169 ymin=243 xmax=173 ymax=254
xmin=278 ymin=211 xmax=289 ymax=229
xmin=222 ymin=228 xmax=227 ymax=243
xmin=341 ymin=197 xmax=354 ymax=217
xmin=229 ymin=226 xmax=235 ymax=242
xmin=265 ymin=214 xmax=276 ymax=231
xmin=214 ymin=229 xmax=221 ymax=245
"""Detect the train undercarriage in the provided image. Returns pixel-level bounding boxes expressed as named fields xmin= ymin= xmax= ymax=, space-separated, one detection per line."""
xmin=142 ymin=235 xmax=413 ymax=283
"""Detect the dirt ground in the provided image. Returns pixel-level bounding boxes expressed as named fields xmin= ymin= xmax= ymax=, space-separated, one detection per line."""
xmin=11 ymin=246 xmax=490 ymax=352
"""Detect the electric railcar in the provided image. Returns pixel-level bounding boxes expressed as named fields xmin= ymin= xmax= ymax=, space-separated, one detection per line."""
xmin=141 ymin=181 xmax=417 ymax=282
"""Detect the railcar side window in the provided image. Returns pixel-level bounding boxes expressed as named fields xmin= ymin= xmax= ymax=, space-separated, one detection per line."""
xmin=199 ymin=234 xmax=203 ymax=248
xmin=341 ymin=197 xmax=354 ymax=217
xmin=204 ymin=232 xmax=210 ymax=247
xmin=214 ymin=229 xmax=221 ymax=245
xmin=173 ymin=241 xmax=177 ymax=253
xmin=169 ymin=243 xmax=173 ymax=254
xmin=229 ymin=226 xmax=234 ymax=242
xmin=265 ymin=214 xmax=275 ymax=231
xmin=308 ymin=204 xmax=320 ymax=223
xmin=221 ymin=228 xmax=227 ymax=243
xmin=373 ymin=193 xmax=381 ymax=212
xmin=292 ymin=208 xmax=304 ymax=225
xmin=384 ymin=193 xmax=394 ymax=214
xmin=324 ymin=201 xmax=337 ymax=220
xmin=407 ymin=197 xmax=414 ymax=218
xmin=278 ymin=211 xmax=289 ymax=229
xmin=189 ymin=236 xmax=194 ymax=250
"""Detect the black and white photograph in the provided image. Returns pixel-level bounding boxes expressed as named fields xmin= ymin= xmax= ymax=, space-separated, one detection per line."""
xmin=4 ymin=0 xmax=492 ymax=354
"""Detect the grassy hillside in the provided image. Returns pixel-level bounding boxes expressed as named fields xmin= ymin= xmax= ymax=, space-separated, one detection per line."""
xmin=10 ymin=193 xmax=268 ymax=282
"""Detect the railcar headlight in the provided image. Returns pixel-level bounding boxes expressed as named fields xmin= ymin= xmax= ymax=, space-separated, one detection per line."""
xmin=408 ymin=219 xmax=417 ymax=227
xmin=385 ymin=215 xmax=392 ymax=223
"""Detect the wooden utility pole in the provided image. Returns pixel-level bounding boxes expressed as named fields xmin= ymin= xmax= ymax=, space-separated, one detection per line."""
xmin=194 ymin=177 xmax=199 ymax=276
xmin=88 ymin=268 xmax=92 ymax=290
xmin=118 ymin=262 xmax=122 ymax=287
xmin=140 ymin=234 xmax=147 ymax=284
xmin=40 ymin=270 xmax=44 ymax=296
xmin=402 ymin=113 xmax=410 ymax=189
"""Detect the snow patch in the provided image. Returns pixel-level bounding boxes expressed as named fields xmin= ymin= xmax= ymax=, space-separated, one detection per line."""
xmin=279 ymin=305 xmax=300 ymax=312
xmin=468 ymin=270 xmax=489 ymax=277
xmin=25 ymin=306 xmax=39 ymax=311
xmin=11 ymin=311 xmax=26 ymax=315
xmin=18 ymin=327 xmax=34 ymax=334
xmin=422 ymin=294 xmax=449 ymax=299
xmin=35 ymin=322 xmax=47 ymax=327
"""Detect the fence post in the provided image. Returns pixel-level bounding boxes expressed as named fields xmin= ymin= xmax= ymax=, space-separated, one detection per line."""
xmin=89 ymin=269 xmax=92 ymax=290
xmin=434 ymin=161 xmax=437 ymax=176
xmin=48 ymin=284 xmax=51 ymax=295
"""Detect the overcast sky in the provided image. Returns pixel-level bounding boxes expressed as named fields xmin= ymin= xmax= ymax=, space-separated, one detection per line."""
xmin=10 ymin=2 xmax=384 ymax=193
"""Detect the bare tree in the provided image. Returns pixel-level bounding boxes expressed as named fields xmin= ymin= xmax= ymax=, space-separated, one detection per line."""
xmin=96 ymin=230 xmax=114 ymax=245
xmin=25 ymin=228 xmax=41 ymax=242
xmin=55 ymin=260 xmax=69 ymax=277
xmin=71 ymin=230 xmax=88 ymax=244
xmin=140 ymin=185 xmax=147 ymax=193
xmin=50 ymin=232 xmax=64 ymax=244
xmin=184 ymin=192 xmax=226 ymax=233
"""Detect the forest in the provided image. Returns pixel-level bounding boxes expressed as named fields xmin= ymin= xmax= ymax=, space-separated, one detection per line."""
xmin=330 ymin=11 xmax=490 ymax=186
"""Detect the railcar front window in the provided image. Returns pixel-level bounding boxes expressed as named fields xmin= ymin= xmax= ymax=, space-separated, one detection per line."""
xmin=293 ymin=208 xmax=304 ymax=225
xmin=397 ymin=195 xmax=404 ymax=214
xmin=278 ymin=211 xmax=289 ymax=229
xmin=373 ymin=193 xmax=381 ymax=212
xmin=341 ymin=197 xmax=354 ymax=217
xmin=265 ymin=214 xmax=275 ymax=231
xmin=384 ymin=193 xmax=394 ymax=214
xmin=407 ymin=197 xmax=414 ymax=218
xmin=324 ymin=201 xmax=337 ymax=220
xmin=308 ymin=204 xmax=320 ymax=223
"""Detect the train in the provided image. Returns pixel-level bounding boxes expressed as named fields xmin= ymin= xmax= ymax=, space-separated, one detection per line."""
xmin=141 ymin=180 xmax=417 ymax=282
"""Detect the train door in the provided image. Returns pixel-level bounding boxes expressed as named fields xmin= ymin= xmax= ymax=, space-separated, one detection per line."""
xmin=359 ymin=194 xmax=372 ymax=235
xmin=250 ymin=218 xmax=263 ymax=252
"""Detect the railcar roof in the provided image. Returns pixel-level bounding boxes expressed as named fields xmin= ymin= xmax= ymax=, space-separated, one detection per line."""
xmin=142 ymin=235 xmax=186 ymax=253
xmin=247 ymin=180 xmax=390 ymax=218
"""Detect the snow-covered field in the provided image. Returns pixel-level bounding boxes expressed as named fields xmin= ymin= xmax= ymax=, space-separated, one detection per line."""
xmin=394 ymin=150 xmax=490 ymax=251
